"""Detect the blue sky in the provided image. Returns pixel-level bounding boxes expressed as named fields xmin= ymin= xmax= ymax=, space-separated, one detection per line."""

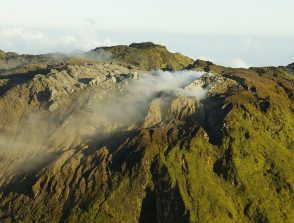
xmin=0 ymin=0 xmax=293 ymax=67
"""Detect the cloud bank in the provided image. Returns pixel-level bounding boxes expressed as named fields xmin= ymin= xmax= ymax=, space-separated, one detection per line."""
xmin=229 ymin=57 xmax=250 ymax=68
xmin=0 ymin=27 xmax=114 ymax=54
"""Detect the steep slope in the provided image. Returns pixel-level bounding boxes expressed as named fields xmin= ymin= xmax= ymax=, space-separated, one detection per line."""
xmin=0 ymin=50 xmax=6 ymax=60
xmin=0 ymin=48 xmax=293 ymax=222
xmin=285 ymin=63 xmax=294 ymax=74
xmin=87 ymin=42 xmax=194 ymax=71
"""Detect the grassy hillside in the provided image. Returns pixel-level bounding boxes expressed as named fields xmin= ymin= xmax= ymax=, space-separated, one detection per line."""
xmin=0 ymin=45 xmax=293 ymax=222
xmin=87 ymin=42 xmax=194 ymax=70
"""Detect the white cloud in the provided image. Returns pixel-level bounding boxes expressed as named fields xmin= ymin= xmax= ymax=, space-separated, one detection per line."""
xmin=0 ymin=27 xmax=114 ymax=54
xmin=230 ymin=57 xmax=250 ymax=68
xmin=198 ymin=56 xmax=207 ymax=61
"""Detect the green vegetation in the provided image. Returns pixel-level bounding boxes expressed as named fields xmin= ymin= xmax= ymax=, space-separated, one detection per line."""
xmin=0 ymin=50 xmax=6 ymax=59
xmin=89 ymin=42 xmax=194 ymax=70
xmin=0 ymin=44 xmax=293 ymax=222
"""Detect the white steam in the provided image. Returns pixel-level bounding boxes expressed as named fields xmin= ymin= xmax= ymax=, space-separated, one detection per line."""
xmin=0 ymin=70 xmax=206 ymax=182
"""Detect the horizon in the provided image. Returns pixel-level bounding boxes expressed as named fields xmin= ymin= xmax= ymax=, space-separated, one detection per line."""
xmin=1 ymin=0 xmax=293 ymax=68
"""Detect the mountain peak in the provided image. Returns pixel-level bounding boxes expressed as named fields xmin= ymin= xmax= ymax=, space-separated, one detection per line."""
xmin=0 ymin=42 xmax=294 ymax=223
xmin=88 ymin=42 xmax=193 ymax=70
xmin=129 ymin=42 xmax=166 ymax=49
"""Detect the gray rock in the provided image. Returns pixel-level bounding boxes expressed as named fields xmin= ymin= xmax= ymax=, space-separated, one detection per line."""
xmin=111 ymin=76 xmax=117 ymax=83
xmin=48 ymin=102 xmax=59 ymax=112
xmin=89 ymin=78 xmax=97 ymax=85
xmin=49 ymin=89 xmax=57 ymax=101
xmin=132 ymin=72 xmax=138 ymax=80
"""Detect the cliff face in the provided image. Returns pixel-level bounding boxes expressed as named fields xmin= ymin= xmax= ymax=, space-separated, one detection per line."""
xmin=286 ymin=63 xmax=294 ymax=74
xmin=0 ymin=44 xmax=293 ymax=223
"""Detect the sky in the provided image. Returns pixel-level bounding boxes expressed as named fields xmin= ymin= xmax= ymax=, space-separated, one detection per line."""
xmin=0 ymin=0 xmax=293 ymax=67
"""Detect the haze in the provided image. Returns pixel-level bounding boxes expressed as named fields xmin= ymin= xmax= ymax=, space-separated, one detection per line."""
xmin=0 ymin=0 xmax=293 ymax=67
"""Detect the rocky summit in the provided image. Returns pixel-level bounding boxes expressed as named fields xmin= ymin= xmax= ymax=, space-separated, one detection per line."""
xmin=0 ymin=42 xmax=293 ymax=223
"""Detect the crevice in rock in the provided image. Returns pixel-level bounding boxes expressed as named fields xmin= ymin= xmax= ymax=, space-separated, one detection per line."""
xmin=201 ymin=96 xmax=232 ymax=145
xmin=139 ymin=187 xmax=157 ymax=223
xmin=139 ymin=156 xmax=189 ymax=223
xmin=213 ymin=146 xmax=238 ymax=184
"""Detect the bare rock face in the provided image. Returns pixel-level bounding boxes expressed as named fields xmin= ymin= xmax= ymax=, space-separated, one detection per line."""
xmin=0 ymin=61 xmax=138 ymax=128
xmin=185 ymin=72 xmax=211 ymax=88
xmin=165 ymin=96 xmax=201 ymax=122
xmin=143 ymin=96 xmax=201 ymax=128
xmin=0 ymin=61 xmax=143 ymax=188
xmin=185 ymin=72 xmax=237 ymax=96
xmin=143 ymin=98 xmax=166 ymax=128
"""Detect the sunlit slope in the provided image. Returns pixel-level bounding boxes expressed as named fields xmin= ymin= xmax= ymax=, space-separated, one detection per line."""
xmin=88 ymin=42 xmax=194 ymax=71
xmin=0 ymin=44 xmax=293 ymax=223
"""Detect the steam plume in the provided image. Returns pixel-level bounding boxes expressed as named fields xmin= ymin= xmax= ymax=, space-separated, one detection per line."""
xmin=0 ymin=70 xmax=206 ymax=183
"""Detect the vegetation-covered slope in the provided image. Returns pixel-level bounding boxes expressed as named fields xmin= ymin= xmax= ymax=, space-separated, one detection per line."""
xmin=87 ymin=42 xmax=194 ymax=70
xmin=0 ymin=44 xmax=293 ymax=223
